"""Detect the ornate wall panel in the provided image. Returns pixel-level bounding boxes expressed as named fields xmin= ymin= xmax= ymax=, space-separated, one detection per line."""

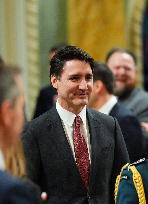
xmin=68 ymin=0 xmax=126 ymax=61
xmin=126 ymin=0 xmax=147 ymax=86
xmin=26 ymin=0 xmax=40 ymax=118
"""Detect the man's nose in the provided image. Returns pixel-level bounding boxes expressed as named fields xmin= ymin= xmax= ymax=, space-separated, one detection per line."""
xmin=118 ymin=67 xmax=126 ymax=75
xmin=79 ymin=80 xmax=88 ymax=89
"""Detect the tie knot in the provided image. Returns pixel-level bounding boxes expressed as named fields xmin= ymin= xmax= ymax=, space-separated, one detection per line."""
xmin=75 ymin=115 xmax=81 ymax=125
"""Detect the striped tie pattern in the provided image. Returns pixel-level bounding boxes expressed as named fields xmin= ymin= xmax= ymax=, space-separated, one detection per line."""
xmin=73 ymin=115 xmax=90 ymax=191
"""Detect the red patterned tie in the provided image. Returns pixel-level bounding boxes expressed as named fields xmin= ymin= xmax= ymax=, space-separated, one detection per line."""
xmin=73 ymin=115 xmax=90 ymax=191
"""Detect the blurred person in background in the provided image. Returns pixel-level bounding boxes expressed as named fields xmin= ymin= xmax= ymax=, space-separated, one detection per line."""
xmin=88 ymin=62 xmax=144 ymax=162
xmin=106 ymin=48 xmax=148 ymax=153
xmin=106 ymin=48 xmax=148 ymax=127
xmin=0 ymin=63 xmax=41 ymax=204
xmin=33 ymin=43 xmax=67 ymax=119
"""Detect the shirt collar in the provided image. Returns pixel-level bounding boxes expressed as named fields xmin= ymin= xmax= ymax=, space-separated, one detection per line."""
xmin=99 ymin=95 xmax=117 ymax=115
xmin=56 ymin=100 xmax=87 ymax=127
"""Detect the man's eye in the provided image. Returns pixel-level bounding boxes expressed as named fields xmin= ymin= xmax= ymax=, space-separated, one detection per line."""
xmin=86 ymin=76 xmax=93 ymax=81
xmin=70 ymin=77 xmax=79 ymax=81
xmin=125 ymin=67 xmax=132 ymax=71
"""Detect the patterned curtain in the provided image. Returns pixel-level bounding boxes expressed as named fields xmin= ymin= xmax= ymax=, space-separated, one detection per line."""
xmin=67 ymin=0 xmax=126 ymax=61
xmin=26 ymin=0 xmax=40 ymax=118
xmin=127 ymin=0 xmax=147 ymax=87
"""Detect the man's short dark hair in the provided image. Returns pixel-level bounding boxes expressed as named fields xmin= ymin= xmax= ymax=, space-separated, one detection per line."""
xmin=105 ymin=48 xmax=137 ymax=65
xmin=0 ymin=64 xmax=21 ymax=106
xmin=93 ymin=62 xmax=115 ymax=94
xmin=50 ymin=45 xmax=94 ymax=78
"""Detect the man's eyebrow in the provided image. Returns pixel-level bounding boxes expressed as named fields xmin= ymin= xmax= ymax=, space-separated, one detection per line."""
xmin=69 ymin=74 xmax=80 ymax=77
xmin=86 ymin=73 xmax=93 ymax=77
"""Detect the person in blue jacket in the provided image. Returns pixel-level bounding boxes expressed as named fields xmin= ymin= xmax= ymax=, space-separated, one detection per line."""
xmin=0 ymin=63 xmax=41 ymax=204
xmin=115 ymin=158 xmax=148 ymax=204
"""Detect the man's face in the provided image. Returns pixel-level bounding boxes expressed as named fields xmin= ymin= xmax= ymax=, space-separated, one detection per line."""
xmin=51 ymin=60 xmax=93 ymax=114
xmin=107 ymin=52 xmax=136 ymax=96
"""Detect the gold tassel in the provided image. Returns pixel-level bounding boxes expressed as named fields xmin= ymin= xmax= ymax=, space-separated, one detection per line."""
xmin=115 ymin=163 xmax=146 ymax=204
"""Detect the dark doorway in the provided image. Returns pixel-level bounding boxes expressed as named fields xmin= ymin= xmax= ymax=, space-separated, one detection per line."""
xmin=142 ymin=2 xmax=148 ymax=91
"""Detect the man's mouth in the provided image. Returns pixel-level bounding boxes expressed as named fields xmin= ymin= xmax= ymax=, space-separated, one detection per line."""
xmin=116 ymin=76 xmax=126 ymax=83
xmin=116 ymin=80 xmax=125 ymax=85
xmin=75 ymin=92 xmax=88 ymax=98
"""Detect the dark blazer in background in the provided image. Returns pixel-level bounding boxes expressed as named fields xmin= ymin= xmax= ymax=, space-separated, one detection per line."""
xmin=110 ymin=102 xmax=144 ymax=162
xmin=0 ymin=170 xmax=41 ymax=204
xmin=33 ymin=85 xmax=57 ymax=119
xmin=119 ymin=88 xmax=148 ymax=155
xmin=119 ymin=88 xmax=148 ymax=123
xmin=22 ymin=106 xmax=129 ymax=204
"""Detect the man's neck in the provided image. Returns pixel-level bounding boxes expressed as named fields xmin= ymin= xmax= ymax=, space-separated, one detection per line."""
xmin=57 ymin=99 xmax=85 ymax=115
xmin=91 ymin=93 xmax=112 ymax=111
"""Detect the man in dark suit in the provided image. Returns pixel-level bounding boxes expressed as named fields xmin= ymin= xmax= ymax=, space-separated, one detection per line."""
xmin=106 ymin=47 xmax=148 ymax=155
xmin=105 ymin=48 xmax=148 ymax=127
xmin=22 ymin=46 xmax=129 ymax=204
xmin=0 ymin=64 xmax=41 ymax=204
xmin=88 ymin=62 xmax=144 ymax=162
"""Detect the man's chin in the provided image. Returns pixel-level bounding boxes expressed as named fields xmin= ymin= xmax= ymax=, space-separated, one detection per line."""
xmin=74 ymin=99 xmax=88 ymax=106
xmin=114 ymin=87 xmax=126 ymax=97
xmin=114 ymin=86 xmax=133 ymax=98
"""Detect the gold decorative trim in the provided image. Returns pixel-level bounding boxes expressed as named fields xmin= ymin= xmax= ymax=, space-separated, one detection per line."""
xmin=115 ymin=163 xmax=146 ymax=204
xmin=130 ymin=165 xmax=146 ymax=204
xmin=26 ymin=0 xmax=40 ymax=119
xmin=114 ymin=163 xmax=129 ymax=203
xmin=127 ymin=0 xmax=147 ymax=87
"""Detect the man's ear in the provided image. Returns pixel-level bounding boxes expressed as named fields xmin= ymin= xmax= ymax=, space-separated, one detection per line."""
xmin=51 ymin=75 xmax=58 ymax=89
xmin=94 ymin=80 xmax=103 ymax=93
xmin=0 ymin=100 xmax=13 ymax=127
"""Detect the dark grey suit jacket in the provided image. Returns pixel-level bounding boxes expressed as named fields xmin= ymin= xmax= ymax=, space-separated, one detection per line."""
xmin=119 ymin=88 xmax=148 ymax=123
xmin=22 ymin=107 xmax=129 ymax=204
xmin=0 ymin=170 xmax=41 ymax=204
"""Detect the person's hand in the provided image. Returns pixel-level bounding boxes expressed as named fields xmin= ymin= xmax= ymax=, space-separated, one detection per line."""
xmin=41 ymin=192 xmax=48 ymax=201
xmin=141 ymin=122 xmax=148 ymax=132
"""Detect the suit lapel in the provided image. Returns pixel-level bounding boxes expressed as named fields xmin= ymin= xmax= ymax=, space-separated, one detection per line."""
xmin=46 ymin=107 xmax=113 ymax=192
xmin=46 ymin=107 xmax=75 ymax=162
xmin=109 ymin=103 xmax=118 ymax=116
xmin=86 ymin=109 xmax=113 ymax=192
xmin=87 ymin=109 xmax=101 ymax=189
xmin=46 ymin=107 xmax=84 ymax=185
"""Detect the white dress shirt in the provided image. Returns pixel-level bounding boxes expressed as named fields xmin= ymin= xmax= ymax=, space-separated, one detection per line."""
xmin=0 ymin=150 xmax=5 ymax=171
xmin=99 ymin=95 xmax=117 ymax=115
xmin=56 ymin=101 xmax=91 ymax=161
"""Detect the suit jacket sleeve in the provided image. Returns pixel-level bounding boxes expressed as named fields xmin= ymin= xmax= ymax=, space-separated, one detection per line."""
xmin=0 ymin=171 xmax=41 ymax=204
xmin=4 ymin=183 xmax=41 ymax=204
xmin=118 ymin=115 xmax=144 ymax=162
xmin=22 ymin=122 xmax=41 ymax=185
xmin=110 ymin=118 xmax=130 ymax=203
